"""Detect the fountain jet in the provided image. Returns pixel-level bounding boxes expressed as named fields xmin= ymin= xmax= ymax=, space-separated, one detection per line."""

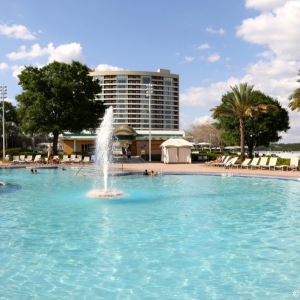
xmin=87 ymin=106 xmax=122 ymax=198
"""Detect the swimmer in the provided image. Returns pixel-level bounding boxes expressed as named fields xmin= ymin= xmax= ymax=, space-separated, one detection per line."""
xmin=143 ymin=169 xmax=149 ymax=175
xmin=150 ymin=170 xmax=156 ymax=176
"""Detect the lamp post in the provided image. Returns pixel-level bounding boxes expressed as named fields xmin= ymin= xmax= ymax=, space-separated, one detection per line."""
xmin=0 ymin=85 xmax=7 ymax=159
xmin=145 ymin=83 xmax=153 ymax=161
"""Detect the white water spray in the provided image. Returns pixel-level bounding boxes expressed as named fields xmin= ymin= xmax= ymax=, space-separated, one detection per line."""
xmin=87 ymin=106 xmax=122 ymax=198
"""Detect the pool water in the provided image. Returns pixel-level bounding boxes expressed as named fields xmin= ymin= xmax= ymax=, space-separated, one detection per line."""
xmin=0 ymin=168 xmax=299 ymax=299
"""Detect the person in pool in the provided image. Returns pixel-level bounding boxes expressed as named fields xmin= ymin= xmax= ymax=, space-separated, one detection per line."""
xmin=143 ymin=169 xmax=149 ymax=175
xmin=150 ymin=170 xmax=156 ymax=176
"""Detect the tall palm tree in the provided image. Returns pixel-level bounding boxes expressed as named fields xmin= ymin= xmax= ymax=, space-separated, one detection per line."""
xmin=211 ymin=83 xmax=276 ymax=161
xmin=288 ymin=70 xmax=300 ymax=111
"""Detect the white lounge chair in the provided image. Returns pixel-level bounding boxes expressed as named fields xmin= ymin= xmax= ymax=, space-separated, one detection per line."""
xmin=225 ymin=157 xmax=238 ymax=168
xmin=260 ymin=157 xmax=278 ymax=170
xmin=246 ymin=157 xmax=260 ymax=169
xmin=82 ymin=156 xmax=91 ymax=164
xmin=251 ymin=157 xmax=268 ymax=170
xmin=231 ymin=158 xmax=251 ymax=169
xmin=72 ymin=155 xmax=82 ymax=164
xmin=25 ymin=155 xmax=33 ymax=164
xmin=19 ymin=155 xmax=26 ymax=164
xmin=61 ymin=155 xmax=70 ymax=164
xmin=34 ymin=155 xmax=42 ymax=163
xmin=12 ymin=156 xmax=20 ymax=164
xmin=70 ymin=154 xmax=76 ymax=163
xmin=213 ymin=156 xmax=231 ymax=167
xmin=287 ymin=157 xmax=299 ymax=171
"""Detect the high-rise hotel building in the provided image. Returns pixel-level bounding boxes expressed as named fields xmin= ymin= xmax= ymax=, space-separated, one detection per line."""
xmin=62 ymin=69 xmax=184 ymax=155
xmin=89 ymin=68 xmax=179 ymax=131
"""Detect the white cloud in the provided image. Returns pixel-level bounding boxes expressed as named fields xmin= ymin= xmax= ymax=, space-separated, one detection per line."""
xmin=180 ymin=77 xmax=240 ymax=107
xmin=95 ymin=64 xmax=125 ymax=71
xmin=7 ymin=43 xmax=51 ymax=60
xmin=256 ymin=51 xmax=274 ymax=59
xmin=184 ymin=56 xmax=194 ymax=62
xmin=241 ymin=58 xmax=300 ymax=106
xmin=0 ymin=63 xmax=9 ymax=70
xmin=193 ymin=115 xmax=214 ymax=125
xmin=7 ymin=42 xmax=85 ymax=63
xmin=208 ymin=53 xmax=220 ymax=62
xmin=47 ymin=43 xmax=84 ymax=63
xmin=206 ymin=27 xmax=225 ymax=35
xmin=0 ymin=24 xmax=35 ymax=40
xmin=237 ymin=1 xmax=300 ymax=60
xmin=11 ymin=65 xmax=25 ymax=78
xmin=245 ymin=0 xmax=291 ymax=11
xmin=198 ymin=43 xmax=210 ymax=50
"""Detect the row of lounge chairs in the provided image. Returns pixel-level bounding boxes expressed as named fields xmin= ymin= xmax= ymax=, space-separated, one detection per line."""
xmin=11 ymin=155 xmax=95 ymax=165
xmin=209 ymin=156 xmax=299 ymax=171
xmin=61 ymin=155 xmax=95 ymax=164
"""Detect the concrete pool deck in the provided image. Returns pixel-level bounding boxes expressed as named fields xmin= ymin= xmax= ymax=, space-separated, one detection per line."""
xmin=110 ymin=160 xmax=300 ymax=179
xmin=1 ymin=157 xmax=300 ymax=179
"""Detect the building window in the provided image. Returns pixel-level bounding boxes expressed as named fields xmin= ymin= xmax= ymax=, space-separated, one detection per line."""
xmin=142 ymin=76 xmax=151 ymax=84
xmin=117 ymin=75 xmax=127 ymax=83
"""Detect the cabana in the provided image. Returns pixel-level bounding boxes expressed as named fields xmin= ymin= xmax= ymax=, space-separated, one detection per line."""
xmin=160 ymin=138 xmax=192 ymax=164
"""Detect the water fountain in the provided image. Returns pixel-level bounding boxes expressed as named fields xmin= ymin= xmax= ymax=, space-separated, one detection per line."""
xmin=87 ymin=106 xmax=123 ymax=198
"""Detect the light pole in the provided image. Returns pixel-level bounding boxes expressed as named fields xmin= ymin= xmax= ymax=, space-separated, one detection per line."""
xmin=0 ymin=85 xmax=7 ymax=159
xmin=146 ymin=83 xmax=153 ymax=161
xmin=145 ymin=83 xmax=153 ymax=161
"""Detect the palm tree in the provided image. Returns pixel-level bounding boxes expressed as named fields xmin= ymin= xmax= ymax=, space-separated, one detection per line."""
xmin=288 ymin=70 xmax=300 ymax=111
xmin=211 ymin=83 xmax=276 ymax=161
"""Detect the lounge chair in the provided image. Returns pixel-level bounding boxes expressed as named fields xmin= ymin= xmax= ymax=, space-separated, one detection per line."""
xmin=213 ymin=156 xmax=231 ymax=167
xmin=61 ymin=155 xmax=70 ymax=164
xmin=251 ymin=157 xmax=268 ymax=170
xmin=225 ymin=157 xmax=238 ymax=168
xmin=52 ymin=155 xmax=60 ymax=164
xmin=245 ymin=157 xmax=259 ymax=169
xmin=25 ymin=155 xmax=33 ymax=164
xmin=69 ymin=154 xmax=76 ymax=163
xmin=12 ymin=156 xmax=20 ymax=164
xmin=72 ymin=155 xmax=82 ymax=164
xmin=82 ymin=156 xmax=91 ymax=164
xmin=34 ymin=155 xmax=42 ymax=163
xmin=287 ymin=157 xmax=299 ymax=171
xmin=231 ymin=158 xmax=251 ymax=169
xmin=260 ymin=157 xmax=278 ymax=170
xmin=19 ymin=155 xmax=26 ymax=164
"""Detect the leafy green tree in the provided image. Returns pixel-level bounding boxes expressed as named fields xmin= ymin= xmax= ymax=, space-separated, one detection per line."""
xmin=214 ymin=92 xmax=289 ymax=158
xmin=16 ymin=61 xmax=104 ymax=154
xmin=288 ymin=70 xmax=300 ymax=111
xmin=211 ymin=83 xmax=277 ymax=161
xmin=0 ymin=101 xmax=20 ymax=149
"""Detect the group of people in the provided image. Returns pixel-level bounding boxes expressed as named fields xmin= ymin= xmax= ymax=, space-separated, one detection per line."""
xmin=142 ymin=169 xmax=156 ymax=176
xmin=30 ymin=168 xmax=37 ymax=174
xmin=122 ymin=147 xmax=132 ymax=162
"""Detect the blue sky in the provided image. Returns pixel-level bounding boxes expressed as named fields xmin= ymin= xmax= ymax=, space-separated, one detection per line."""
xmin=1 ymin=0 xmax=300 ymax=142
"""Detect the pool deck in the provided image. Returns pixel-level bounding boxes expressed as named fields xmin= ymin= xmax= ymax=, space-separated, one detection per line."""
xmin=2 ymin=156 xmax=300 ymax=179
xmin=111 ymin=160 xmax=300 ymax=179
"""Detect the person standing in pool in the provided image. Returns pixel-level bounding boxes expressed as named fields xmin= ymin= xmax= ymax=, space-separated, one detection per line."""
xmin=47 ymin=145 xmax=52 ymax=165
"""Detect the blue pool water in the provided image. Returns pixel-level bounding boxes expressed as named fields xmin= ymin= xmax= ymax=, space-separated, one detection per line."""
xmin=0 ymin=168 xmax=300 ymax=299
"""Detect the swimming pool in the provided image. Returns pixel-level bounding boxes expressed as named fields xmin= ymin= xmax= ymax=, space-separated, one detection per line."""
xmin=0 ymin=168 xmax=299 ymax=299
